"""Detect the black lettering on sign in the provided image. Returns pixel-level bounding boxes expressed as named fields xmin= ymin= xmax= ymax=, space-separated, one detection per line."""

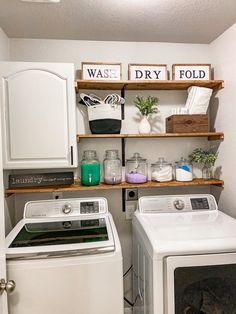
xmin=145 ymin=70 xmax=152 ymax=79
xmin=103 ymin=69 xmax=109 ymax=78
xmin=185 ymin=70 xmax=192 ymax=79
xmin=135 ymin=70 xmax=143 ymax=79
xmin=154 ymin=70 xmax=161 ymax=79
xmin=87 ymin=69 xmax=96 ymax=78
xmin=199 ymin=70 xmax=206 ymax=79
xmin=179 ymin=70 xmax=185 ymax=79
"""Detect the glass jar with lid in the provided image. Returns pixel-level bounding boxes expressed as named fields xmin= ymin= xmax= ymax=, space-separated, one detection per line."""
xmin=80 ymin=150 xmax=100 ymax=186
xmin=151 ymin=157 xmax=173 ymax=182
xmin=103 ymin=150 xmax=122 ymax=185
xmin=175 ymin=157 xmax=193 ymax=182
xmin=125 ymin=152 xmax=148 ymax=184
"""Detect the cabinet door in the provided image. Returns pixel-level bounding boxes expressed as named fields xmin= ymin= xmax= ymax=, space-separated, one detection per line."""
xmin=0 ymin=62 xmax=78 ymax=169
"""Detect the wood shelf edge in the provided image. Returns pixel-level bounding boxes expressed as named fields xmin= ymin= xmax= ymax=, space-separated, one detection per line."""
xmin=5 ymin=179 xmax=224 ymax=196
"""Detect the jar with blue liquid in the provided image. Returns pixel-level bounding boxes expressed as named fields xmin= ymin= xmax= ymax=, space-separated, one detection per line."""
xmin=175 ymin=157 xmax=193 ymax=181
xmin=80 ymin=150 xmax=100 ymax=186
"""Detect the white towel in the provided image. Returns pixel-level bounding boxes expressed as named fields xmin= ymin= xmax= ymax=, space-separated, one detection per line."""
xmin=185 ymin=86 xmax=213 ymax=114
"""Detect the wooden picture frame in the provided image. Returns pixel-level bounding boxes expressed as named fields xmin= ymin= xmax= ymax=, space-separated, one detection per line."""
xmin=81 ymin=62 xmax=122 ymax=81
xmin=172 ymin=64 xmax=211 ymax=80
xmin=128 ymin=63 xmax=168 ymax=80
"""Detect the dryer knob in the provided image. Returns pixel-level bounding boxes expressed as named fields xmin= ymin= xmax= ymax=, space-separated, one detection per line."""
xmin=174 ymin=199 xmax=185 ymax=210
xmin=62 ymin=203 xmax=72 ymax=214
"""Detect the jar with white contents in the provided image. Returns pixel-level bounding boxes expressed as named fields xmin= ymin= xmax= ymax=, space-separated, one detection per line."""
xmin=151 ymin=157 xmax=173 ymax=182
xmin=175 ymin=157 xmax=193 ymax=182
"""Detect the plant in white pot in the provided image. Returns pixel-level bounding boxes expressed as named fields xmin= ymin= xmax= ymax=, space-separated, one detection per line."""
xmin=134 ymin=95 xmax=159 ymax=134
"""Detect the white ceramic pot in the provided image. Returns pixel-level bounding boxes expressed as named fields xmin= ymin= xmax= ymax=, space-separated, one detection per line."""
xmin=138 ymin=115 xmax=151 ymax=134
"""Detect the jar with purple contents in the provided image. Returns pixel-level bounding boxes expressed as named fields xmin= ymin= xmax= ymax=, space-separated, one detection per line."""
xmin=125 ymin=153 xmax=148 ymax=184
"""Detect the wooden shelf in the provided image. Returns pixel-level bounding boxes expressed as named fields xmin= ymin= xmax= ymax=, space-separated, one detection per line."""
xmin=5 ymin=179 xmax=224 ymax=196
xmin=76 ymin=80 xmax=224 ymax=91
xmin=77 ymin=132 xmax=224 ymax=142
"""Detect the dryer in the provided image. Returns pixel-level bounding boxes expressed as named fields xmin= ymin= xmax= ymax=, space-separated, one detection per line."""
xmin=132 ymin=194 xmax=236 ymax=314
xmin=6 ymin=197 xmax=123 ymax=314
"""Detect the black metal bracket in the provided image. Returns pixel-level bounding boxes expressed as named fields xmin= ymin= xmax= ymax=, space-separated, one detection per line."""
xmin=122 ymin=188 xmax=126 ymax=212
xmin=121 ymin=86 xmax=125 ymax=120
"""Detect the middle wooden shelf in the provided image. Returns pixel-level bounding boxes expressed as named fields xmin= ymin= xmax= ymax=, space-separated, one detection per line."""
xmin=77 ymin=132 xmax=224 ymax=142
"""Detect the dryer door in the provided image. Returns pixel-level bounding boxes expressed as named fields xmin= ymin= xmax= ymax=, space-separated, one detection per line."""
xmin=164 ymin=253 xmax=236 ymax=314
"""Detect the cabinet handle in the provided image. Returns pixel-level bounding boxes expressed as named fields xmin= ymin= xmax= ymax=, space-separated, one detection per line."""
xmin=70 ymin=146 xmax=74 ymax=165
xmin=0 ymin=279 xmax=16 ymax=295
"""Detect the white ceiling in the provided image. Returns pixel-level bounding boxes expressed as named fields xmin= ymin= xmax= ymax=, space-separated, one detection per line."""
xmin=1 ymin=0 xmax=236 ymax=43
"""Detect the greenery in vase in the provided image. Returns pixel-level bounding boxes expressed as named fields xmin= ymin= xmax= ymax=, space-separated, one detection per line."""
xmin=189 ymin=148 xmax=218 ymax=166
xmin=134 ymin=95 xmax=159 ymax=116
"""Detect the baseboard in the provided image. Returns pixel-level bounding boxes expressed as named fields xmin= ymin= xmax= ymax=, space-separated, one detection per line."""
xmin=124 ymin=307 xmax=133 ymax=314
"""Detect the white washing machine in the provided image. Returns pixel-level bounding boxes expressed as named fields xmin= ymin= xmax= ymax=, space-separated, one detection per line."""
xmin=132 ymin=194 xmax=236 ymax=314
xmin=6 ymin=197 xmax=123 ymax=314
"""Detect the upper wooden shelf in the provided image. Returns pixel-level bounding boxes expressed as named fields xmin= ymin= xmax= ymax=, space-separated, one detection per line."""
xmin=76 ymin=80 xmax=224 ymax=91
xmin=5 ymin=179 xmax=224 ymax=197
xmin=77 ymin=132 xmax=224 ymax=142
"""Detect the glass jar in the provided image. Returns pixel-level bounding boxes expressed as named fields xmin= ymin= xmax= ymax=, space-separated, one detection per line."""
xmin=151 ymin=157 xmax=173 ymax=182
xmin=125 ymin=153 xmax=148 ymax=184
xmin=80 ymin=150 xmax=100 ymax=186
xmin=103 ymin=150 xmax=122 ymax=185
xmin=175 ymin=157 xmax=193 ymax=182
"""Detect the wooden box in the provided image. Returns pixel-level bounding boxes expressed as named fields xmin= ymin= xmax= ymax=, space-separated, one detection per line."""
xmin=166 ymin=114 xmax=209 ymax=133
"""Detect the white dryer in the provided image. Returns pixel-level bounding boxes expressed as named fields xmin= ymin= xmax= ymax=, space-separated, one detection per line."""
xmin=132 ymin=194 xmax=236 ymax=314
xmin=6 ymin=197 xmax=123 ymax=314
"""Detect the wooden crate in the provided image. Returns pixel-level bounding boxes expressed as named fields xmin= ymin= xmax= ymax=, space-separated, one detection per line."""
xmin=166 ymin=114 xmax=209 ymax=133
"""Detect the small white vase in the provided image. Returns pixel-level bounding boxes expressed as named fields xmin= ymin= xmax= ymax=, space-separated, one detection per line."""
xmin=138 ymin=115 xmax=151 ymax=134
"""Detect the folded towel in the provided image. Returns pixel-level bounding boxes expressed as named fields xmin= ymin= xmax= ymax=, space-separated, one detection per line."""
xmin=185 ymin=86 xmax=213 ymax=114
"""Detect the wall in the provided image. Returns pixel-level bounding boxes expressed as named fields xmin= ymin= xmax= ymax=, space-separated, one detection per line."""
xmin=0 ymin=27 xmax=9 ymax=61
xmin=210 ymin=23 xmax=236 ymax=217
xmin=9 ymin=38 xmax=212 ymax=305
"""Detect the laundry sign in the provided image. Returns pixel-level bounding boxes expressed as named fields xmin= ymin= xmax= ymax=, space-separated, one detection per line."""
xmin=128 ymin=64 xmax=168 ymax=80
xmin=81 ymin=62 xmax=122 ymax=80
xmin=172 ymin=64 xmax=211 ymax=80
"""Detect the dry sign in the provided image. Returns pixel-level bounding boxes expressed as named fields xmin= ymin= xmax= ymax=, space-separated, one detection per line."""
xmin=82 ymin=62 xmax=122 ymax=80
xmin=128 ymin=64 xmax=167 ymax=80
xmin=172 ymin=64 xmax=211 ymax=80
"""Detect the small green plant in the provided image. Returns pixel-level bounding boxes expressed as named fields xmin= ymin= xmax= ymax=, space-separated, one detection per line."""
xmin=134 ymin=95 xmax=159 ymax=116
xmin=189 ymin=148 xmax=218 ymax=166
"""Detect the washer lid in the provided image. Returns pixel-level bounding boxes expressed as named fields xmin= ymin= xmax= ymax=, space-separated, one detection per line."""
xmin=134 ymin=210 xmax=236 ymax=259
xmin=6 ymin=214 xmax=115 ymax=260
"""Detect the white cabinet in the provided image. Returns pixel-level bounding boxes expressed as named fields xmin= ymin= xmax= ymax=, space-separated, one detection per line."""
xmin=0 ymin=62 xmax=78 ymax=169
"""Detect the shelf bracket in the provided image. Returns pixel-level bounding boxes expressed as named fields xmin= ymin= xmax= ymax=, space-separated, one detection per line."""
xmin=121 ymin=86 xmax=125 ymax=120
xmin=121 ymin=138 xmax=126 ymax=166
xmin=122 ymin=188 xmax=126 ymax=212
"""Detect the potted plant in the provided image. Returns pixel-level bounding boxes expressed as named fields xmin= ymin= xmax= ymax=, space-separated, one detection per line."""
xmin=134 ymin=95 xmax=159 ymax=134
xmin=189 ymin=148 xmax=218 ymax=179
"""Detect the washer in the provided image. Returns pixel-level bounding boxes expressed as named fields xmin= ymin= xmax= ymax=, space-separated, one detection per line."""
xmin=132 ymin=194 xmax=236 ymax=314
xmin=6 ymin=197 xmax=123 ymax=314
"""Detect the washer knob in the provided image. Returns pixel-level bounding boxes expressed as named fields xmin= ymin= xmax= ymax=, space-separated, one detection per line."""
xmin=174 ymin=199 xmax=185 ymax=210
xmin=62 ymin=203 xmax=72 ymax=214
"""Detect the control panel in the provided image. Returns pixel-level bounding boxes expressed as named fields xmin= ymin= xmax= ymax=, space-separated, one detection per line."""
xmin=24 ymin=197 xmax=108 ymax=219
xmin=138 ymin=194 xmax=217 ymax=213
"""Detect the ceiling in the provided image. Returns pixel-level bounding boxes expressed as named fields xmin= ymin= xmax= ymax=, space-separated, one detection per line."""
xmin=1 ymin=0 xmax=236 ymax=43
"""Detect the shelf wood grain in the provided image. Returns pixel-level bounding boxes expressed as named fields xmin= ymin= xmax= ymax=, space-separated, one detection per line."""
xmin=76 ymin=79 xmax=224 ymax=91
xmin=5 ymin=179 xmax=224 ymax=196
xmin=77 ymin=132 xmax=224 ymax=142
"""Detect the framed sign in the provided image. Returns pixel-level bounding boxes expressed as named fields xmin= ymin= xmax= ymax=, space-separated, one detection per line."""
xmin=81 ymin=62 xmax=122 ymax=81
xmin=172 ymin=64 xmax=211 ymax=80
xmin=128 ymin=64 xmax=168 ymax=80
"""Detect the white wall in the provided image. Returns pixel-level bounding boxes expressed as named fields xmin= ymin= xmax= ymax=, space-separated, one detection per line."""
xmin=0 ymin=27 xmax=9 ymax=61
xmin=9 ymin=38 xmax=212 ymax=304
xmin=210 ymin=23 xmax=236 ymax=217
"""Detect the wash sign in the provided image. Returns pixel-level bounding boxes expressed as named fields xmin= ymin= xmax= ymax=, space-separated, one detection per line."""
xmin=172 ymin=64 xmax=211 ymax=80
xmin=82 ymin=62 xmax=122 ymax=80
xmin=128 ymin=64 xmax=167 ymax=80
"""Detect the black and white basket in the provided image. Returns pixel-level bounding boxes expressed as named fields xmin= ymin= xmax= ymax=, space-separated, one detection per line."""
xmin=80 ymin=93 xmax=124 ymax=134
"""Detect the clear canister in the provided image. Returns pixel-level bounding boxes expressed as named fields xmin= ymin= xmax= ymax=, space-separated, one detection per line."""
xmin=103 ymin=150 xmax=122 ymax=185
xmin=175 ymin=157 xmax=193 ymax=182
xmin=80 ymin=150 xmax=100 ymax=186
xmin=125 ymin=152 xmax=148 ymax=184
xmin=151 ymin=157 xmax=173 ymax=182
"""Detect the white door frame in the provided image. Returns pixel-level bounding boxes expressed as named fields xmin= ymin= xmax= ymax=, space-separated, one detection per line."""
xmin=0 ymin=113 xmax=8 ymax=313
xmin=164 ymin=252 xmax=236 ymax=314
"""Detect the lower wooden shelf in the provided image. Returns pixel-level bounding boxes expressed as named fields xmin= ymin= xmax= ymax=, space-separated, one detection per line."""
xmin=5 ymin=179 xmax=224 ymax=196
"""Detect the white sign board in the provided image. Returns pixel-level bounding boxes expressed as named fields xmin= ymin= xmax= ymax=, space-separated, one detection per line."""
xmin=82 ymin=62 xmax=121 ymax=80
xmin=128 ymin=64 xmax=167 ymax=80
xmin=172 ymin=64 xmax=211 ymax=80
